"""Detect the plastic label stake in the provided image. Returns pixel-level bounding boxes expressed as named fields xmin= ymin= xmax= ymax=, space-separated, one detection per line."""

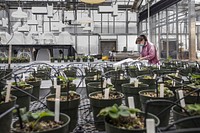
xmin=146 ymin=119 xmax=155 ymax=133
xmin=175 ymin=70 xmax=179 ymax=77
xmin=172 ymin=80 xmax=176 ymax=87
xmin=104 ymin=88 xmax=110 ymax=99
xmin=137 ymin=64 xmax=141 ymax=71
xmin=54 ymin=78 xmax=57 ymax=88
xmin=22 ymin=73 xmax=25 ymax=81
xmin=34 ymin=67 xmax=37 ymax=73
xmin=160 ymin=84 xmax=164 ymax=97
xmin=134 ymin=79 xmax=138 ymax=87
xmin=54 ymin=98 xmax=60 ymax=122
xmin=115 ymin=66 xmax=117 ymax=71
xmin=130 ymin=78 xmax=135 ymax=84
xmin=103 ymin=79 xmax=107 ymax=88
xmin=128 ymin=97 xmax=136 ymax=117
xmin=107 ymin=78 xmax=112 ymax=84
xmin=120 ymin=74 xmax=123 ymax=80
xmin=183 ymin=65 xmax=186 ymax=69
xmin=55 ymin=85 xmax=61 ymax=99
xmin=153 ymin=74 xmax=157 ymax=79
xmin=5 ymin=83 xmax=11 ymax=103
xmin=178 ymin=90 xmax=186 ymax=109
xmin=94 ymin=75 xmax=97 ymax=80
xmin=197 ymin=64 xmax=199 ymax=69
xmin=158 ymin=65 xmax=161 ymax=70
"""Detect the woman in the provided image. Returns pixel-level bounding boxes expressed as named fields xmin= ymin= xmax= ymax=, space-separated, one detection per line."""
xmin=136 ymin=35 xmax=159 ymax=64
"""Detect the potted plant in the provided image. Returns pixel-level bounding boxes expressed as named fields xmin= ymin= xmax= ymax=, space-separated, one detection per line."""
xmin=85 ymin=67 xmax=101 ymax=77
xmin=110 ymin=73 xmax=130 ymax=92
xmin=122 ymin=82 xmax=149 ymax=109
xmin=34 ymin=66 xmax=51 ymax=80
xmin=57 ymin=57 xmax=62 ymax=63
xmin=0 ymin=85 xmax=17 ymax=133
xmin=85 ymin=74 xmax=103 ymax=96
xmin=68 ymin=56 xmax=74 ymax=62
xmin=127 ymin=66 xmax=137 ymax=77
xmin=63 ymin=67 xmax=77 ymax=78
xmin=12 ymin=110 xmax=70 ymax=133
xmin=175 ymin=87 xmax=200 ymax=104
xmin=64 ymin=56 xmax=68 ymax=62
xmin=50 ymin=57 xmax=54 ymax=63
xmin=89 ymin=56 xmax=94 ymax=62
xmin=76 ymin=56 xmax=81 ymax=62
xmin=137 ymin=75 xmax=156 ymax=89
xmin=89 ymin=90 xmax=124 ymax=131
xmin=82 ymin=56 xmax=88 ymax=62
xmin=136 ymin=67 xmax=150 ymax=76
xmin=50 ymin=76 xmax=76 ymax=94
xmin=25 ymin=74 xmax=42 ymax=101
xmin=46 ymin=91 xmax=80 ymax=132
xmin=172 ymin=104 xmax=200 ymax=129
xmin=11 ymin=81 xmax=33 ymax=111
xmin=98 ymin=104 xmax=160 ymax=133
xmin=139 ymin=86 xmax=174 ymax=127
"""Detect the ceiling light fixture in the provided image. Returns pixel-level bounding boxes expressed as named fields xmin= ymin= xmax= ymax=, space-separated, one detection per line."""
xmin=80 ymin=0 xmax=106 ymax=4
xmin=11 ymin=7 xmax=27 ymax=18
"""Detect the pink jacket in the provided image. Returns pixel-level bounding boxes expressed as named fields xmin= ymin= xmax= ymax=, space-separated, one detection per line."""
xmin=141 ymin=41 xmax=159 ymax=64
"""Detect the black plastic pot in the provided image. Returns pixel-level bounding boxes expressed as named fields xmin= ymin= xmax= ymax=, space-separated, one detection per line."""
xmin=175 ymin=87 xmax=200 ymax=104
xmin=46 ymin=93 xmax=80 ymax=132
xmin=11 ymin=85 xmax=33 ymax=111
xmin=128 ymin=68 xmax=137 ymax=77
xmin=25 ymin=78 xmax=42 ymax=101
xmin=85 ymin=77 xmax=102 ymax=96
xmin=85 ymin=70 xmax=101 ymax=77
xmin=0 ymin=96 xmax=16 ymax=133
xmin=137 ymin=76 xmax=156 ymax=89
xmin=136 ymin=69 xmax=150 ymax=76
xmin=139 ymin=89 xmax=174 ymax=127
xmin=89 ymin=91 xmax=124 ymax=131
xmin=172 ymin=105 xmax=200 ymax=129
xmin=87 ymin=82 xmax=105 ymax=96
xmin=111 ymin=77 xmax=130 ymax=92
xmin=63 ymin=69 xmax=77 ymax=77
xmin=50 ymin=83 xmax=76 ymax=94
xmin=5 ymin=68 xmax=13 ymax=80
xmin=105 ymin=112 xmax=160 ymax=133
xmin=122 ymin=83 xmax=149 ymax=109
xmin=12 ymin=113 xmax=70 ymax=133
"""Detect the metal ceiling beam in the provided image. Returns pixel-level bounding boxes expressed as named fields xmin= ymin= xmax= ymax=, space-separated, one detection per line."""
xmin=138 ymin=0 xmax=181 ymax=22
xmin=0 ymin=1 xmax=132 ymax=10
xmin=131 ymin=0 xmax=143 ymax=12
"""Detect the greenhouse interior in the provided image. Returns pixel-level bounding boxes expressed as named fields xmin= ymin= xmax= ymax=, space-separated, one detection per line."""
xmin=1 ymin=0 xmax=200 ymax=133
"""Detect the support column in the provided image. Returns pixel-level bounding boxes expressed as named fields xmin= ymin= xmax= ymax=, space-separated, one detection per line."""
xmin=197 ymin=15 xmax=200 ymax=50
xmin=166 ymin=9 xmax=169 ymax=58
xmin=176 ymin=3 xmax=179 ymax=59
xmin=188 ymin=0 xmax=196 ymax=61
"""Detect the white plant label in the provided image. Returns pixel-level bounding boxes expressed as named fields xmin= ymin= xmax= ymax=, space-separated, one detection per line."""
xmin=153 ymin=74 xmax=157 ymax=79
xmin=103 ymin=79 xmax=107 ymax=88
xmin=137 ymin=64 xmax=141 ymax=71
xmin=128 ymin=97 xmax=135 ymax=109
xmin=128 ymin=97 xmax=136 ymax=117
xmin=94 ymin=75 xmax=97 ymax=80
xmin=175 ymin=70 xmax=179 ymax=77
xmin=22 ymin=73 xmax=25 ymax=81
xmin=54 ymin=98 xmax=60 ymax=122
xmin=197 ymin=64 xmax=199 ymax=69
xmin=5 ymin=83 xmax=11 ymax=103
xmin=134 ymin=79 xmax=138 ymax=87
xmin=172 ymin=80 xmax=176 ymax=87
xmin=120 ymin=75 xmax=123 ymax=80
xmin=55 ymin=85 xmax=61 ymax=99
xmin=183 ymin=65 xmax=186 ymax=69
xmin=104 ymin=88 xmax=110 ymax=99
xmin=130 ymin=78 xmax=135 ymax=84
xmin=160 ymin=84 xmax=164 ymax=97
xmin=146 ymin=119 xmax=155 ymax=133
xmin=34 ymin=67 xmax=37 ymax=73
xmin=115 ymin=66 xmax=117 ymax=71
xmin=107 ymin=78 xmax=112 ymax=84
xmin=54 ymin=77 xmax=57 ymax=87
xmin=158 ymin=65 xmax=161 ymax=70
xmin=178 ymin=90 xmax=186 ymax=109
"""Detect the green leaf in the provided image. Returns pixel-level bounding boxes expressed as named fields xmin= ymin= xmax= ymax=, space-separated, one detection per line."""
xmin=97 ymin=107 xmax=111 ymax=117
xmin=118 ymin=110 xmax=130 ymax=117
xmin=110 ymin=105 xmax=118 ymax=113
xmin=129 ymin=108 xmax=141 ymax=114
xmin=118 ymin=105 xmax=129 ymax=111
xmin=108 ymin=111 xmax=119 ymax=119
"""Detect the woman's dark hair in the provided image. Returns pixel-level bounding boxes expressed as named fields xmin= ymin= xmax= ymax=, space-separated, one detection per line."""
xmin=135 ymin=34 xmax=148 ymax=44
